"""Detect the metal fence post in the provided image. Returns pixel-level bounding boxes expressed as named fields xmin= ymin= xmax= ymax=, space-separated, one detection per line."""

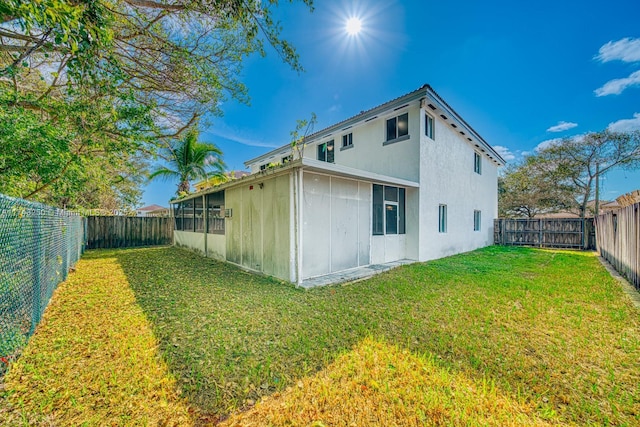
xmin=30 ymin=214 xmax=42 ymax=335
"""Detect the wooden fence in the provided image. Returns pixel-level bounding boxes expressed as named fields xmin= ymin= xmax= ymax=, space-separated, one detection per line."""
xmin=86 ymin=216 xmax=173 ymax=249
xmin=494 ymin=218 xmax=595 ymax=250
xmin=595 ymin=203 xmax=640 ymax=291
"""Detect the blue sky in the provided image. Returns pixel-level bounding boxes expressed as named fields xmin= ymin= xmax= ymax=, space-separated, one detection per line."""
xmin=143 ymin=0 xmax=640 ymax=206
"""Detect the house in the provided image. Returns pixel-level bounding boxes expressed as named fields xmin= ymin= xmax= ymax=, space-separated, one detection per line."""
xmin=170 ymin=84 xmax=505 ymax=285
xmin=136 ymin=204 xmax=170 ymax=217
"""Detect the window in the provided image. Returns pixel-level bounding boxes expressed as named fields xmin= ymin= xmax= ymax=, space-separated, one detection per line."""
xmin=386 ymin=112 xmax=409 ymax=142
xmin=342 ymin=133 xmax=353 ymax=148
xmin=474 ymin=152 xmax=482 ymax=174
xmin=260 ymin=164 xmax=267 ymax=171
xmin=194 ymin=196 xmax=204 ymax=232
xmin=474 ymin=210 xmax=481 ymax=231
xmin=373 ymin=184 xmax=406 ymax=235
xmin=173 ymin=203 xmax=183 ymax=231
xmin=438 ymin=204 xmax=447 ymax=233
xmin=425 ymin=113 xmax=434 ymax=139
xmin=206 ymin=191 xmax=225 ymax=235
xmin=317 ymin=140 xmax=335 ymax=163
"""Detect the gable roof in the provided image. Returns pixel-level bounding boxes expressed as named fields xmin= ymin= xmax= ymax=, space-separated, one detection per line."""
xmin=137 ymin=204 xmax=168 ymax=212
xmin=244 ymin=84 xmax=506 ymax=167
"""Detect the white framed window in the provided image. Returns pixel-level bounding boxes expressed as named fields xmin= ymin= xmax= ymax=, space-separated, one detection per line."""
xmin=317 ymin=140 xmax=335 ymax=163
xmin=474 ymin=152 xmax=482 ymax=174
xmin=342 ymin=133 xmax=353 ymax=148
xmin=425 ymin=113 xmax=434 ymax=139
xmin=474 ymin=210 xmax=481 ymax=231
xmin=438 ymin=204 xmax=447 ymax=233
xmin=373 ymin=184 xmax=406 ymax=235
xmin=386 ymin=112 xmax=409 ymax=142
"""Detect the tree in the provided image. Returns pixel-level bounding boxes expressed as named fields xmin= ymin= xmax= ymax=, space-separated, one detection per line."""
xmin=149 ymin=129 xmax=225 ymax=196
xmin=498 ymin=156 xmax=577 ymax=218
xmin=537 ymin=130 xmax=640 ymax=218
xmin=0 ymin=0 xmax=314 ymax=208
xmin=290 ymin=112 xmax=317 ymax=160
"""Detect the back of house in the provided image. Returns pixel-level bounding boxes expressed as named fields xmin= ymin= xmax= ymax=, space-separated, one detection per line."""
xmin=171 ymin=84 xmax=505 ymax=285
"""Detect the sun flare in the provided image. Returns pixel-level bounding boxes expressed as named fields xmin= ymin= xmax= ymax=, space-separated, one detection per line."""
xmin=345 ymin=17 xmax=362 ymax=35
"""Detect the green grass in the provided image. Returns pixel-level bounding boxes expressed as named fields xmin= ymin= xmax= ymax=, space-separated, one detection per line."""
xmin=2 ymin=245 xmax=640 ymax=425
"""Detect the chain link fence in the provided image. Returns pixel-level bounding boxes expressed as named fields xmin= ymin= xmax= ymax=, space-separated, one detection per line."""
xmin=0 ymin=194 xmax=85 ymax=376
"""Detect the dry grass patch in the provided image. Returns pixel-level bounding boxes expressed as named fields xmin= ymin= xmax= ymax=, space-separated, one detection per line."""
xmin=222 ymin=337 xmax=556 ymax=427
xmin=0 ymin=254 xmax=192 ymax=426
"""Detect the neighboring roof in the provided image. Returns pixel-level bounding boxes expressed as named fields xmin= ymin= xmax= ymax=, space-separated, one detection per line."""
xmin=137 ymin=204 xmax=168 ymax=212
xmin=170 ymin=158 xmax=419 ymax=204
xmin=244 ymin=84 xmax=506 ymax=168
xmin=616 ymin=189 xmax=640 ymax=208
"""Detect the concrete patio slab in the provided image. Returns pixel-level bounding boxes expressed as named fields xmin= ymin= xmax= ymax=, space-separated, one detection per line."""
xmin=300 ymin=259 xmax=416 ymax=288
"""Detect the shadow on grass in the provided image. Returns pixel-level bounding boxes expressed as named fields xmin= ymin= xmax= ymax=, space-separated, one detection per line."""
xmin=112 ymin=245 xmax=640 ymax=425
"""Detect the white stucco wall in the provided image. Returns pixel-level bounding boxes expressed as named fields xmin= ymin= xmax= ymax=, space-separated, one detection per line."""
xmin=206 ymin=234 xmax=226 ymax=260
xmin=417 ymin=108 xmax=499 ymax=261
xmin=174 ymin=230 xmax=205 ymax=254
xmin=303 ymin=104 xmax=421 ymax=183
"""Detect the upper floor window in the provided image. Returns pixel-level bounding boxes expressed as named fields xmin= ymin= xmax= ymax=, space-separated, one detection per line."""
xmin=373 ymin=184 xmax=406 ymax=235
xmin=260 ymin=164 xmax=267 ymax=171
xmin=425 ymin=113 xmax=434 ymax=139
xmin=474 ymin=152 xmax=482 ymax=174
xmin=317 ymin=140 xmax=334 ymax=163
xmin=386 ymin=112 xmax=409 ymax=142
xmin=342 ymin=133 xmax=353 ymax=149
xmin=474 ymin=210 xmax=481 ymax=231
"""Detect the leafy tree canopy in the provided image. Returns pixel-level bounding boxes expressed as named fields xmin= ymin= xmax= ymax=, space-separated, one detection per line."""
xmin=0 ymin=0 xmax=313 ymax=209
xmin=499 ymin=130 xmax=640 ymax=218
xmin=149 ymin=128 xmax=225 ymax=196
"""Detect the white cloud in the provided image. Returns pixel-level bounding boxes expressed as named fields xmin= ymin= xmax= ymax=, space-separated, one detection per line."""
xmin=608 ymin=112 xmax=640 ymax=132
xmin=595 ymin=37 xmax=640 ymax=63
xmin=535 ymin=138 xmax=562 ymax=152
xmin=546 ymin=121 xmax=578 ymax=132
xmin=594 ymin=70 xmax=640 ymax=96
xmin=493 ymin=145 xmax=515 ymax=162
xmin=207 ymin=127 xmax=280 ymax=149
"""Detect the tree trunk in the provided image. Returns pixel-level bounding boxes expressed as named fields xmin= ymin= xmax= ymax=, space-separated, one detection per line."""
xmin=178 ymin=180 xmax=190 ymax=194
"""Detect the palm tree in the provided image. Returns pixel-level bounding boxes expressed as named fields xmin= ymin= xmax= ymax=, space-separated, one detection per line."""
xmin=149 ymin=129 xmax=225 ymax=195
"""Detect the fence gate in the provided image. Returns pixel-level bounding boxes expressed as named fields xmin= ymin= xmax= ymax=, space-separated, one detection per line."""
xmin=494 ymin=218 xmax=595 ymax=249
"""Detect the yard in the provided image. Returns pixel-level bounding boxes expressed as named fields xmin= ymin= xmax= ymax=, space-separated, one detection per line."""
xmin=1 ymin=246 xmax=639 ymax=426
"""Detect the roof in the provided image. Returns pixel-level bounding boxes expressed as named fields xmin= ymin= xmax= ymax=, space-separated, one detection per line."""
xmin=170 ymin=158 xmax=419 ymax=204
xmin=244 ymin=84 xmax=506 ymax=167
xmin=137 ymin=204 xmax=168 ymax=212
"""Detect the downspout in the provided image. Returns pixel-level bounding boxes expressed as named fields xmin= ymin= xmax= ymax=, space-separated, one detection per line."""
xmin=295 ymin=167 xmax=304 ymax=287
xmin=299 ymin=168 xmax=304 ymax=286
xmin=292 ymin=168 xmax=299 ymax=285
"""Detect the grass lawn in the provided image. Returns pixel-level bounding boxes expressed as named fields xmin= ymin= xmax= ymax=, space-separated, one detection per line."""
xmin=2 ymin=245 xmax=639 ymax=425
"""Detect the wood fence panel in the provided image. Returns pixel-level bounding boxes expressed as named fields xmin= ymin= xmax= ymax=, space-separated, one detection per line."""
xmin=494 ymin=218 xmax=594 ymax=249
xmin=596 ymin=203 xmax=640 ymax=291
xmin=85 ymin=216 xmax=173 ymax=249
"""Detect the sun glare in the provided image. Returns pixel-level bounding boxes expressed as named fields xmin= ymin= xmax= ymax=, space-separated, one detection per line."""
xmin=345 ymin=17 xmax=362 ymax=36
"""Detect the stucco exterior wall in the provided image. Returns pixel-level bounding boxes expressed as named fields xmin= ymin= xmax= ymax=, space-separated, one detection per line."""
xmin=174 ymin=230 xmax=205 ymax=254
xmin=303 ymin=104 xmax=421 ymax=183
xmin=301 ymin=173 xmax=371 ymax=279
xmin=206 ymin=234 xmax=225 ymax=260
xmin=418 ymin=108 xmax=498 ymax=261
xmin=225 ymin=172 xmax=291 ymax=280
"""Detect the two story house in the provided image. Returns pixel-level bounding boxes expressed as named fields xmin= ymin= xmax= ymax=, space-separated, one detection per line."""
xmin=171 ymin=84 xmax=505 ymax=285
